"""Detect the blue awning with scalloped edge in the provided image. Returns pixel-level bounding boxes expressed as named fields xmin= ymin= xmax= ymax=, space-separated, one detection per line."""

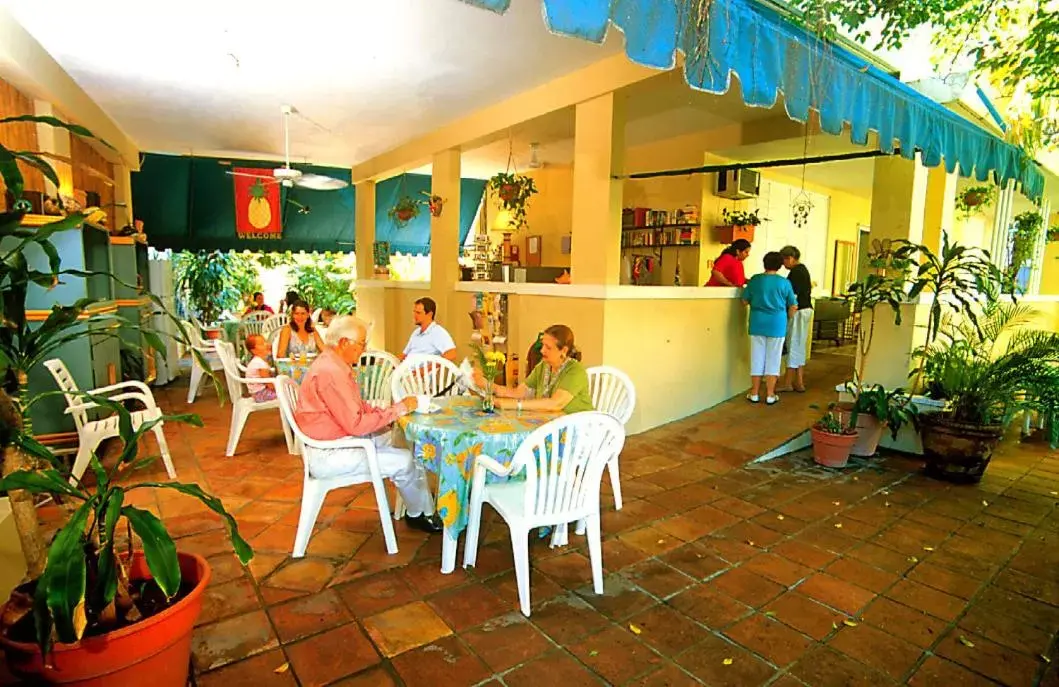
xmin=460 ymin=0 xmax=1043 ymax=201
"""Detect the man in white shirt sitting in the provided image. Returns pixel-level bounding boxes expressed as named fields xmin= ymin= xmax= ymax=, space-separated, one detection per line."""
xmin=400 ymin=297 xmax=457 ymax=361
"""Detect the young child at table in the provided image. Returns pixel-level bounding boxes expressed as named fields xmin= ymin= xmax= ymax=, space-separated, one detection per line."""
xmin=245 ymin=334 xmax=276 ymax=401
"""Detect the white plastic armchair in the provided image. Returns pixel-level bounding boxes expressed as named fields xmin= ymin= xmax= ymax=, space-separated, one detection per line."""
xmin=586 ymin=366 xmax=636 ymax=511
xmin=390 ymin=354 xmax=463 ymax=403
xmin=359 ymin=350 xmax=399 ymax=408
xmin=260 ymin=314 xmax=285 ymax=345
xmin=183 ymin=319 xmax=223 ymax=403
xmin=44 ymin=359 xmax=176 ymax=485
xmin=239 ymin=310 xmax=272 ymax=345
xmin=463 ymin=412 xmax=626 ymax=616
xmin=215 ymin=340 xmax=294 ymax=456
xmin=274 ymin=375 xmax=399 ymax=557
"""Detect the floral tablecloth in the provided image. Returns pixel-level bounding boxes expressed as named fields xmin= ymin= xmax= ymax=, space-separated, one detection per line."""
xmin=276 ymin=357 xmax=315 ymax=383
xmin=397 ymin=396 xmax=560 ymax=534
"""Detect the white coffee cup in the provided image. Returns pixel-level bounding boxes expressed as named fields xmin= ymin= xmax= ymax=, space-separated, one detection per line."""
xmin=415 ymin=394 xmax=432 ymax=412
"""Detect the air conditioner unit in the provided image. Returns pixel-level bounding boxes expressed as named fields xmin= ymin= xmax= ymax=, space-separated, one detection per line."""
xmin=716 ymin=169 xmax=761 ymax=200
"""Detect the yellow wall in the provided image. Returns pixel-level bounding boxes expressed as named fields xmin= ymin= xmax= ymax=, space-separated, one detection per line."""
xmin=601 ymin=297 xmax=748 ymax=433
xmin=1041 ymin=243 xmax=1059 ymax=296
xmin=485 ymin=167 xmax=574 ymax=269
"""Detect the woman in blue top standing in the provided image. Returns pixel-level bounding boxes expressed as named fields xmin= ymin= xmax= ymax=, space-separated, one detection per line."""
xmin=742 ymin=251 xmax=797 ymax=405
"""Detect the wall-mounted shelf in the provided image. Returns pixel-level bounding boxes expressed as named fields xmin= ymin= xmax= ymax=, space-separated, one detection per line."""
xmin=622 ymin=242 xmax=700 ymax=249
xmin=622 ymin=223 xmax=700 ymax=231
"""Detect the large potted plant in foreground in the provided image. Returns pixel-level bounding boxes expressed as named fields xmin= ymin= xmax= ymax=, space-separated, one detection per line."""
xmin=914 ymin=301 xmax=1059 ymax=482
xmin=0 ymin=399 xmax=252 ymax=685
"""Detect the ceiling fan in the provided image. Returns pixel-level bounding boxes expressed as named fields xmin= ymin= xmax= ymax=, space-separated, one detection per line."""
xmin=226 ymin=105 xmax=348 ymax=191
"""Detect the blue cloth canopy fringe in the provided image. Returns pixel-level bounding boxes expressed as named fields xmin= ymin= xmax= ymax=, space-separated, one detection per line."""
xmin=459 ymin=0 xmax=1043 ymax=201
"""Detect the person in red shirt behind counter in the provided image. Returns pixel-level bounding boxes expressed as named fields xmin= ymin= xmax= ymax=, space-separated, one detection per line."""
xmin=705 ymin=239 xmax=752 ymax=287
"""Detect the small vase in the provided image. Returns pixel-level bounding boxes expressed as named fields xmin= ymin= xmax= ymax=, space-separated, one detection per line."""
xmin=480 ymin=387 xmax=495 ymax=413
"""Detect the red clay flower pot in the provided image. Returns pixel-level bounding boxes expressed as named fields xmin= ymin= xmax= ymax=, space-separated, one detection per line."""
xmin=0 ymin=551 xmax=210 ymax=686
xmin=395 ymin=208 xmax=414 ymax=222
xmin=833 ymin=403 xmax=888 ymax=457
xmin=811 ymin=427 xmax=858 ymax=468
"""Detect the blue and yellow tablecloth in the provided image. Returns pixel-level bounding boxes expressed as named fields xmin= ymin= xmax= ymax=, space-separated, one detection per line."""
xmin=397 ymin=396 xmax=560 ymax=534
xmin=276 ymin=357 xmax=315 ymax=383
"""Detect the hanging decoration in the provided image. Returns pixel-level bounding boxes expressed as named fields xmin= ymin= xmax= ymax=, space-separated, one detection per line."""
xmin=487 ymin=136 xmax=538 ymax=230
xmin=955 ymin=185 xmax=995 ymax=219
xmin=387 ymin=174 xmax=424 ymax=228
xmin=791 ymin=191 xmax=814 ymax=228
xmin=422 ymin=192 xmax=445 ymax=217
xmin=233 ymin=169 xmax=282 ymax=239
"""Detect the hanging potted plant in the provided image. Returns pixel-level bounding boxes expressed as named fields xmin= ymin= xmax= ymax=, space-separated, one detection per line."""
xmin=955 ymin=185 xmax=995 ymax=218
xmin=388 ymin=196 xmax=422 ymax=228
xmin=1008 ymin=211 xmax=1044 ymax=286
xmin=0 ymin=400 xmax=252 ymax=686
xmin=717 ymin=208 xmax=762 ymax=243
xmin=487 ymin=171 xmax=537 ymax=230
xmin=810 ymin=408 xmax=859 ymax=468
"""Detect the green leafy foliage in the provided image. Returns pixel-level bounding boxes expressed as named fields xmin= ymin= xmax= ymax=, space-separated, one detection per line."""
xmin=815 ymin=408 xmax=856 ymax=435
xmin=172 ymin=250 xmax=260 ymax=325
xmin=847 ymin=383 xmax=920 ymax=439
xmin=786 ymin=0 xmax=1059 ymax=152
xmin=0 ymin=397 xmax=251 ymax=652
xmin=488 ymin=171 xmax=538 ymax=230
xmin=721 ymin=208 xmax=763 ymax=226
xmin=913 ymin=301 xmax=1059 ymax=445
xmin=955 ymin=186 xmax=996 ymax=219
xmin=289 ymin=253 xmax=356 ymax=314
xmin=387 ymin=196 xmax=423 ymax=228
xmin=1009 ymin=211 xmax=1044 ymax=285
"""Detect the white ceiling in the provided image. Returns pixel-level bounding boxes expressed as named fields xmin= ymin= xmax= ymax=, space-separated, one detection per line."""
xmin=7 ymin=0 xmax=620 ymax=167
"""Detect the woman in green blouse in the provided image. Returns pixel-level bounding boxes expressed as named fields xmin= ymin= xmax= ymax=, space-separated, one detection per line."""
xmin=476 ymin=324 xmax=594 ymax=413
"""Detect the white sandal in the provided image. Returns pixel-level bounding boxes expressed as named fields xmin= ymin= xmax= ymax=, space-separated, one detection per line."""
xmin=746 ymin=394 xmax=760 ymax=404
xmin=766 ymin=395 xmax=779 ymax=405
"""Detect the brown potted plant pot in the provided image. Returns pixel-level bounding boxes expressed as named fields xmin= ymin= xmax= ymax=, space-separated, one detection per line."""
xmin=0 ymin=552 xmax=210 ymax=686
xmin=811 ymin=420 xmax=858 ymax=468
xmin=834 ymin=403 xmax=887 ymax=457
xmin=962 ymin=190 xmax=985 ymax=208
xmin=920 ymin=413 xmax=1004 ymax=483
xmin=716 ymin=225 xmax=755 ymax=243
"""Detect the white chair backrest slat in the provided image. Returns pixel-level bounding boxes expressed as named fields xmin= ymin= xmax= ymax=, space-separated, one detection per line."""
xmin=391 ymin=354 xmax=462 ymax=402
xmin=261 ymin=314 xmax=285 ymax=344
xmin=214 ymin=340 xmax=247 ymax=401
xmin=359 ymin=350 xmax=399 ymax=408
xmin=586 ymin=366 xmax=636 ymax=425
xmin=240 ymin=311 xmax=272 ymax=338
xmin=509 ymin=412 xmax=625 ymax=520
xmin=43 ymin=359 xmax=88 ymax=431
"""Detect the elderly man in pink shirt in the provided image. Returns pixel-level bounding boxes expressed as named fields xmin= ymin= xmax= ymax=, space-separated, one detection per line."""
xmin=295 ymin=315 xmax=442 ymax=534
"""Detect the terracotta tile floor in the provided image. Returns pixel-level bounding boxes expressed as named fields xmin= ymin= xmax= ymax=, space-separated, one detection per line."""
xmin=16 ymin=348 xmax=1059 ymax=686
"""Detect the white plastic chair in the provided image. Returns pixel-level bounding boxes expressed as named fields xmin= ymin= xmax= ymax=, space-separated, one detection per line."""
xmin=359 ymin=350 xmax=399 ymax=409
xmin=215 ymin=340 xmax=294 ymax=456
xmin=275 ymin=375 xmax=399 ymax=557
xmin=184 ymin=319 xmax=223 ymax=403
xmin=261 ymin=314 xmax=285 ymax=346
xmin=390 ymin=354 xmax=463 ymax=403
xmin=463 ymin=412 xmax=625 ymax=616
xmin=586 ymin=366 xmax=636 ymax=511
xmin=44 ymin=359 xmax=176 ymax=485
xmin=238 ymin=310 xmax=272 ymax=346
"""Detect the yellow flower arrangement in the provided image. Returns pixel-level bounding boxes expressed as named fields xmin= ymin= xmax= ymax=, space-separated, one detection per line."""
xmin=473 ymin=344 xmax=506 ymax=413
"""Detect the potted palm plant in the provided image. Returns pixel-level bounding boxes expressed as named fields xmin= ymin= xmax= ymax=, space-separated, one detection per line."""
xmin=810 ymin=408 xmax=858 ymax=468
xmin=914 ymin=301 xmax=1059 ymax=482
xmin=0 ymin=399 xmax=251 ymax=686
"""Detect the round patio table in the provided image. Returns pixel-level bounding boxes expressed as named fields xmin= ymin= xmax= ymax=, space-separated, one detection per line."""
xmin=275 ymin=356 xmax=316 ymax=383
xmin=397 ymin=396 xmax=561 ymax=573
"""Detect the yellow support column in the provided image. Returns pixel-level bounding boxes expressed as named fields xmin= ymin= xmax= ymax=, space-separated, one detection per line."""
xmin=430 ymin=149 xmax=462 ymax=349
xmin=354 ymin=180 xmax=376 ymax=280
xmin=353 ymin=180 xmax=387 ymax=348
xmin=571 ymin=93 xmax=624 ymax=285
xmin=859 ymin=155 xmax=930 ymax=389
xmin=922 ymin=165 xmax=957 ymax=254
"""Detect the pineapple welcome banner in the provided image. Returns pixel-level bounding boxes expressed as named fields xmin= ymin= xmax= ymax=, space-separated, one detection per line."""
xmin=233 ymin=168 xmax=282 ymax=239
